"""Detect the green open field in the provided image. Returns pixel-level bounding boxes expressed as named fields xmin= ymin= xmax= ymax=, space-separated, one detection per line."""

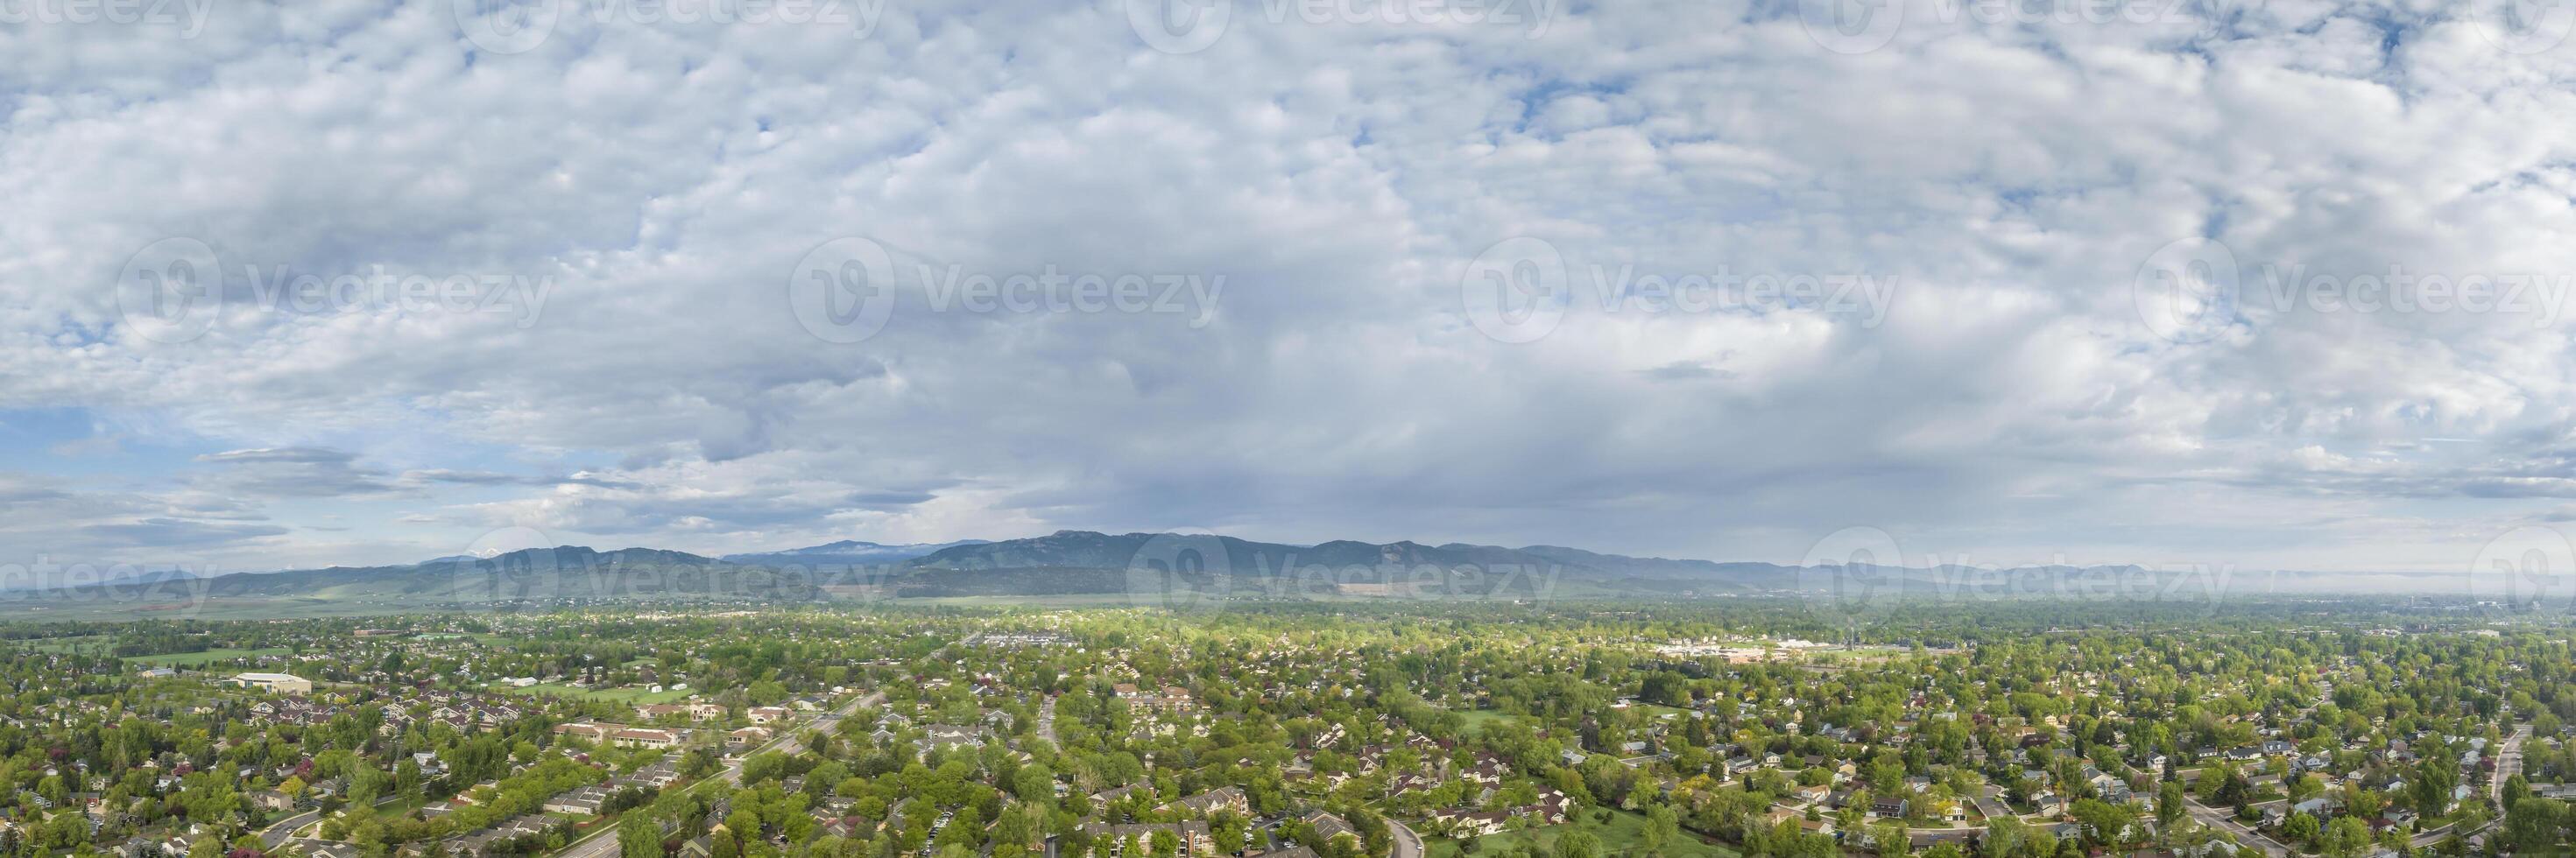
xmin=1456 ymin=709 xmax=1520 ymax=735
xmin=14 ymin=635 xmax=111 ymax=654
xmin=1613 ymin=702 xmax=1695 ymax=720
xmin=371 ymin=794 xmax=434 ymax=819
xmin=1790 ymin=644 xmax=1919 ymax=664
xmin=122 ymin=647 xmax=296 ymax=666
xmin=1424 ymin=808 xmax=1742 ymax=858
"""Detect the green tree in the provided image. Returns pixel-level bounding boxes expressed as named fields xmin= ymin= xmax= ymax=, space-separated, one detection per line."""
xmin=1552 ymin=830 xmax=1600 ymax=858
xmin=1874 ymin=820 xmax=1910 ymax=858
xmin=2503 ymin=793 xmax=2561 ymax=853
xmin=1210 ymin=812 xmax=1246 ymax=855
xmin=2156 ymin=782 xmax=2186 ymax=833
xmin=1985 ymin=814 xmax=2028 ymax=858
xmin=619 ymin=812 xmax=666 ymax=858
xmin=2319 ymin=817 xmax=2369 ymax=858
xmin=2283 ymin=812 xmax=2320 ymax=844
xmin=2414 ymin=761 xmax=2458 ymax=819
xmin=1643 ymin=805 xmax=1680 ymax=854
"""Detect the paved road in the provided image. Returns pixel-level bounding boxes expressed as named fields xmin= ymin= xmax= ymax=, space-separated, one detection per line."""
xmin=555 ymin=691 xmax=885 ymax=858
xmin=258 ymin=809 xmax=323 ymax=848
xmin=762 ymin=691 xmax=881 ymax=763
xmin=554 ymin=797 xmax=638 ymax=858
xmin=2415 ymin=724 xmax=2534 ymax=847
xmin=2170 ymin=723 xmax=2534 ymax=854
xmin=258 ymin=793 xmax=410 ymax=848
xmin=1387 ymin=818 xmax=1422 ymax=858
xmin=2495 ymin=725 xmax=2530 ymax=806
xmin=2183 ymin=797 xmax=2291 ymax=858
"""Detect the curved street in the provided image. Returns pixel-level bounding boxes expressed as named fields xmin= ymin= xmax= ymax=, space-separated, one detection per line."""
xmin=1387 ymin=817 xmax=1422 ymax=858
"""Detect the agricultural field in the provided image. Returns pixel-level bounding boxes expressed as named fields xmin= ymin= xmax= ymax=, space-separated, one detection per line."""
xmin=121 ymin=647 xmax=297 ymax=666
xmin=12 ymin=634 xmax=111 ymax=654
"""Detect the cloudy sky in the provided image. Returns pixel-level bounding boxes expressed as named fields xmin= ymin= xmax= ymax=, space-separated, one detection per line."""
xmin=5 ymin=0 xmax=2576 ymax=579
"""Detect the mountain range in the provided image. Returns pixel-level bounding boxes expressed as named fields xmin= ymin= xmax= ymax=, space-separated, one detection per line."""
xmin=721 ymin=539 xmax=992 ymax=566
xmin=1 ymin=531 xmax=2369 ymax=615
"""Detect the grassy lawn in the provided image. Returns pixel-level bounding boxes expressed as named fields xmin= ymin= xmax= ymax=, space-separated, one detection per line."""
xmin=1613 ymin=702 xmax=1695 ymax=720
xmin=2417 ymin=810 xmax=2478 ymax=832
xmin=1790 ymin=645 xmax=1909 ymax=663
xmin=15 ymin=635 xmax=111 ymax=654
xmin=1457 ymin=709 xmax=1520 ymax=735
xmin=493 ymin=682 xmax=696 ymax=705
xmin=372 ymin=795 xmax=434 ymax=819
xmin=1424 ymin=808 xmax=1741 ymax=858
xmin=122 ymin=647 xmax=296 ymax=666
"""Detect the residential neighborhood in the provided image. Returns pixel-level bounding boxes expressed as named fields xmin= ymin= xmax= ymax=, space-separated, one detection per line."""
xmin=0 ymin=599 xmax=2565 ymax=858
